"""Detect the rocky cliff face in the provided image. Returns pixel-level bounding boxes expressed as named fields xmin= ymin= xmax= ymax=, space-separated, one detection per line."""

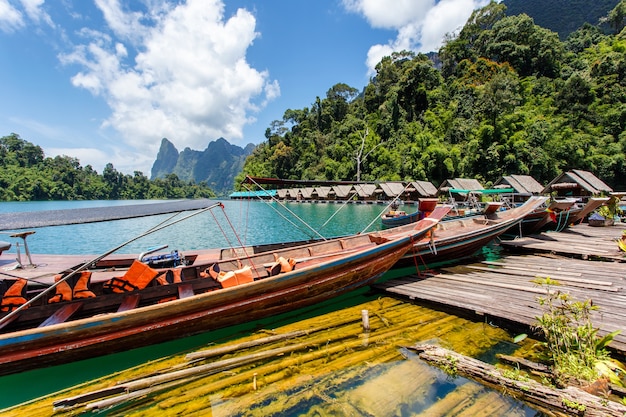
xmin=150 ymin=138 xmax=254 ymax=195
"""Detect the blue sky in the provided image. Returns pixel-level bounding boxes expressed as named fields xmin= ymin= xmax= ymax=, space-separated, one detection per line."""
xmin=0 ymin=0 xmax=493 ymax=176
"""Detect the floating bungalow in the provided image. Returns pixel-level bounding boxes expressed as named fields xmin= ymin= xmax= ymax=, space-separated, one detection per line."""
xmin=230 ymin=179 xmax=438 ymax=204
xmin=542 ymin=169 xmax=613 ymax=198
xmin=493 ymin=175 xmax=545 ymax=204
xmin=437 ymin=178 xmax=484 ymax=196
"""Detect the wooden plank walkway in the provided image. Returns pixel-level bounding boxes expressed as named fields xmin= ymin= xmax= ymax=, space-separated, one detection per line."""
xmin=374 ymin=222 xmax=626 ymax=353
xmin=500 ymin=222 xmax=626 ymax=262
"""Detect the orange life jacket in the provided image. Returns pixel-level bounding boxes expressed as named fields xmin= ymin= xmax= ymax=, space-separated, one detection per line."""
xmin=156 ymin=268 xmax=182 ymax=285
xmin=73 ymin=271 xmax=96 ymax=299
xmin=267 ymin=256 xmax=296 ymax=276
xmin=48 ymin=274 xmax=73 ymax=303
xmin=103 ymin=260 xmax=159 ymax=293
xmin=1 ymin=279 xmax=29 ymax=312
xmin=217 ymin=266 xmax=254 ymax=288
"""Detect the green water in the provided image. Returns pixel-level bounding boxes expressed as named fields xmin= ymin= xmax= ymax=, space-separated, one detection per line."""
xmin=0 ymin=287 xmax=375 ymax=408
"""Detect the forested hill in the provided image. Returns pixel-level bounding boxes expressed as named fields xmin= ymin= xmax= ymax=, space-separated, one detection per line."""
xmin=151 ymin=138 xmax=254 ymax=196
xmin=503 ymin=0 xmax=620 ymax=39
xmin=0 ymin=133 xmax=216 ymax=201
xmin=238 ymin=1 xmax=626 ymax=191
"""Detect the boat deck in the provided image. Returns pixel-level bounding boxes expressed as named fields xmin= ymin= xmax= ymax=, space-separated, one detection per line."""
xmin=373 ymin=222 xmax=626 ymax=354
xmin=0 ymin=199 xmax=216 ymax=230
xmin=0 ymin=249 xmax=222 ymax=285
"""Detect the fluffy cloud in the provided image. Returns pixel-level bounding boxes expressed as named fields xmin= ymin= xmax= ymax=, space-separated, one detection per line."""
xmin=343 ymin=0 xmax=494 ymax=74
xmin=0 ymin=0 xmax=25 ymax=32
xmin=60 ymin=0 xmax=279 ymax=162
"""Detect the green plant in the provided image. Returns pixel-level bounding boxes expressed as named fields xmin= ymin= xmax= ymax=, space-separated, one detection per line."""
xmin=532 ymin=277 xmax=625 ymax=386
xmin=562 ymin=397 xmax=586 ymax=412
xmin=441 ymin=355 xmax=458 ymax=377
xmin=596 ymin=196 xmax=622 ymax=219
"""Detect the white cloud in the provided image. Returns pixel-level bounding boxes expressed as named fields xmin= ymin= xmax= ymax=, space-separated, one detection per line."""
xmin=344 ymin=0 xmax=494 ymax=74
xmin=46 ymin=145 xmax=155 ymax=175
xmin=59 ymin=0 xmax=279 ymax=172
xmin=20 ymin=0 xmax=53 ymax=27
xmin=0 ymin=0 xmax=24 ymax=32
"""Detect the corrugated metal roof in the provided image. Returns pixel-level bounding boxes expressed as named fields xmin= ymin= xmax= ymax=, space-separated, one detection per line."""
xmin=543 ymin=170 xmax=613 ymax=194
xmin=353 ymin=183 xmax=377 ymax=197
xmin=332 ymin=185 xmax=354 ymax=198
xmin=572 ymin=169 xmax=613 ymax=193
xmin=314 ymin=186 xmax=332 ymax=198
xmin=409 ymin=180 xmax=438 ymax=197
xmin=300 ymin=187 xmax=315 ymax=199
xmin=496 ymin=175 xmax=544 ymax=194
xmin=439 ymin=178 xmax=483 ymax=193
xmin=378 ymin=182 xmax=406 ymax=197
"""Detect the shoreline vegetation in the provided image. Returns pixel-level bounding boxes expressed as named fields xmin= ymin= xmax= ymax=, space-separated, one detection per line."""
xmin=0 ymin=134 xmax=215 ymax=201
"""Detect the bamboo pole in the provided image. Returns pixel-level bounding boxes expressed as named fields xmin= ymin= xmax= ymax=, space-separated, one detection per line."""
xmin=411 ymin=344 xmax=626 ymax=417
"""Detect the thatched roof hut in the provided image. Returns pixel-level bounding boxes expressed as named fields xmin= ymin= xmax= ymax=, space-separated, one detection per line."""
xmin=542 ymin=170 xmax=613 ymax=197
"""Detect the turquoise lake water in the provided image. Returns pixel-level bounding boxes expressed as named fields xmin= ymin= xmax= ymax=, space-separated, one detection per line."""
xmin=0 ymin=199 xmax=387 ymax=255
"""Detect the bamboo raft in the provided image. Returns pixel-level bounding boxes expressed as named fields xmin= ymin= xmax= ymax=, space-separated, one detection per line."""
xmin=2 ymin=296 xmax=530 ymax=416
xmin=375 ymin=223 xmax=626 ymax=353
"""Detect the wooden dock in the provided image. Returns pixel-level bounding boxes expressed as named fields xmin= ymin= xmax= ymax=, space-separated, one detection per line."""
xmin=374 ymin=222 xmax=626 ymax=353
xmin=500 ymin=222 xmax=626 ymax=262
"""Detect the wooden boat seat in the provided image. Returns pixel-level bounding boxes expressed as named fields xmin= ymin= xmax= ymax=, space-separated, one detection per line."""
xmin=308 ymin=240 xmax=343 ymax=256
xmin=472 ymin=218 xmax=499 ymax=225
xmin=177 ymin=283 xmax=195 ymax=299
xmin=38 ymin=302 xmax=82 ymax=327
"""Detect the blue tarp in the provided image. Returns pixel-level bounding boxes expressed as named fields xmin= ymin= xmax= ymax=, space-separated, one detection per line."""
xmin=229 ymin=190 xmax=277 ymax=199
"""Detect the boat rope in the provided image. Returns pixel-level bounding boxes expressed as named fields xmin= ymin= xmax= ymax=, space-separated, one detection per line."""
xmin=243 ymin=178 xmax=327 ymax=241
xmin=555 ymin=209 xmax=571 ymax=232
xmin=360 ymin=182 xmax=413 ymax=234
xmin=318 ymin=187 xmax=361 ymax=231
xmin=409 ymin=232 xmax=435 ymax=278
xmin=210 ymin=204 xmax=261 ymax=277
xmin=0 ymin=202 xmax=224 ymax=327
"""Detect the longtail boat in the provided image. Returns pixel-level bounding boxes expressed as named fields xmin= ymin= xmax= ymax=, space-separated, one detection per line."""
xmin=238 ymin=177 xmax=547 ymax=269
xmin=0 ymin=205 xmax=449 ymax=376
xmin=505 ymin=197 xmax=608 ymax=237
xmin=390 ymin=196 xmax=548 ymax=268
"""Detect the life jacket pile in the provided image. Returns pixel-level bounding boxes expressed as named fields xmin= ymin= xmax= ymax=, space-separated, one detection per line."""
xmin=156 ymin=268 xmax=182 ymax=286
xmin=103 ymin=260 xmax=159 ymax=293
xmin=267 ymin=256 xmax=296 ymax=277
xmin=206 ymin=264 xmax=254 ymax=288
xmin=48 ymin=271 xmax=96 ymax=304
xmin=0 ymin=278 xmax=29 ymax=312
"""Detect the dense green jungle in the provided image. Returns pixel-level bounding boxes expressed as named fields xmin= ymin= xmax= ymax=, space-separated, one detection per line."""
xmin=3 ymin=1 xmax=626 ymax=201
xmin=237 ymin=1 xmax=626 ymax=191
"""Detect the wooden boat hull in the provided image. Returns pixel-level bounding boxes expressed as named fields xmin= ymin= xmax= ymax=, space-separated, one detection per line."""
xmin=506 ymin=197 xmax=603 ymax=237
xmin=392 ymin=196 xmax=548 ymax=268
xmin=381 ymin=211 xmax=421 ymax=227
xmin=0 ymin=212 xmax=446 ymax=376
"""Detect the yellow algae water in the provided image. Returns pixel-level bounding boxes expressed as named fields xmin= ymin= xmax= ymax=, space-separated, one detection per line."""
xmin=5 ymin=296 xmax=540 ymax=417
